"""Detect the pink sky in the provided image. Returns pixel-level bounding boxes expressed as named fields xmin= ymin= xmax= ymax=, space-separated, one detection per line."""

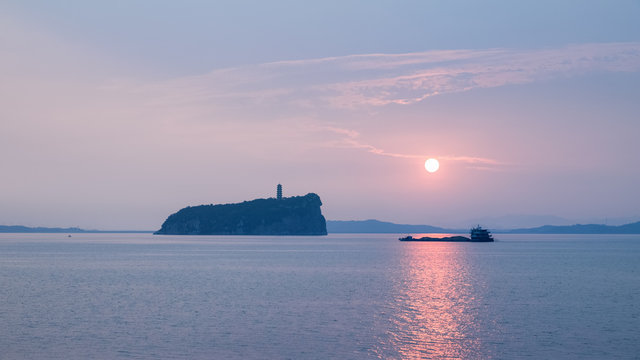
xmin=2 ymin=3 xmax=640 ymax=229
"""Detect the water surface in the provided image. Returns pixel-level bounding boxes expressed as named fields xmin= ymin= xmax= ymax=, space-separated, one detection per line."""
xmin=0 ymin=233 xmax=638 ymax=359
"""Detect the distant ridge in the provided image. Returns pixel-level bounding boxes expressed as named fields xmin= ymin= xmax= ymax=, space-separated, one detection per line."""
xmin=328 ymin=219 xmax=640 ymax=234
xmin=505 ymin=221 xmax=640 ymax=234
xmin=0 ymin=225 xmax=88 ymax=233
xmin=327 ymin=220 xmax=452 ymax=233
xmin=0 ymin=225 xmax=150 ymax=233
xmin=4 ymin=220 xmax=640 ymax=235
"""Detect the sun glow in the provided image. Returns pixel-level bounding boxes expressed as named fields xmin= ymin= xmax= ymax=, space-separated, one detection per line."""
xmin=425 ymin=158 xmax=440 ymax=173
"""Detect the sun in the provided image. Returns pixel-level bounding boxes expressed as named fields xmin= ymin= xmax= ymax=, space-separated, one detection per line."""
xmin=425 ymin=158 xmax=439 ymax=173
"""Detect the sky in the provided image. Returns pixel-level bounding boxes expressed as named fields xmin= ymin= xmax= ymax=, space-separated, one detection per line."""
xmin=2 ymin=1 xmax=640 ymax=230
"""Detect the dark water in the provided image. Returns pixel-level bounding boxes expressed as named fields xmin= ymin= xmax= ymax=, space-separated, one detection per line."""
xmin=0 ymin=233 xmax=638 ymax=359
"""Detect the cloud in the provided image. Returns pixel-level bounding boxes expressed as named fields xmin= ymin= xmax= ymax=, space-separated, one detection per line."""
xmin=320 ymin=126 xmax=503 ymax=168
xmin=317 ymin=43 xmax=640 ymax=108
xmin=133 ymin=42 xmax=640 ymax=111
xmin=5 ymin=36 xmax=637 ymax=177
xmin=119 ymin=41 xmax=640 ymax=170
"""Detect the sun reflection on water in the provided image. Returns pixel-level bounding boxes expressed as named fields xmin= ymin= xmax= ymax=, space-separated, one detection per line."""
xmin=381 ymin=242 xmax=489 ymax=359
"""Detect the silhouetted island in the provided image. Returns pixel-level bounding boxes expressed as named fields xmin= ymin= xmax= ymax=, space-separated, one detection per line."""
xmin=155 ymin=189 xmax=327 ymax=235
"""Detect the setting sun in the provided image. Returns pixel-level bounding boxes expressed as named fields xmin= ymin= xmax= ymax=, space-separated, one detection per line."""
xmin=425 ymin=158 xmax=440 ymax=173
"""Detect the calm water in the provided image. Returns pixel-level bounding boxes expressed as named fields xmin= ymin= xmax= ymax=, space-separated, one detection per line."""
xmin=0 ymin=233 xmax=638 ymax=359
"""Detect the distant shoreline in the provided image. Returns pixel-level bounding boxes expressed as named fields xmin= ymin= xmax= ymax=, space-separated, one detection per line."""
xmin=327 ymin=219 xmax=640 ymax=234
xmin=3 ymin=219 xmax=640 ymax=235
xmin=0 ymin=225 xmax=152 ymax=234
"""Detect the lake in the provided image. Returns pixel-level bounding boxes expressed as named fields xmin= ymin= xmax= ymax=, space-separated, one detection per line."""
xmin=0 ymin=233 xmax=638 ymax=359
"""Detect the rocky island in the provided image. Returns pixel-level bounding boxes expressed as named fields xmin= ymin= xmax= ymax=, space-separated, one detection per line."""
xmin=155 ymin=188 xmax=327 ymax=235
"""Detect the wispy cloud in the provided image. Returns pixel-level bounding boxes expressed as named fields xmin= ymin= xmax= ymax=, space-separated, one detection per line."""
xmin=317 ymin=43 xmax=640 ymax=108
xmin=132 ymin=42 xmax=640 ymax=111
xmin=320 ymin=126 xmax=503 ymax=168
xmin=82 ymin=43 xmax=640 ymax=171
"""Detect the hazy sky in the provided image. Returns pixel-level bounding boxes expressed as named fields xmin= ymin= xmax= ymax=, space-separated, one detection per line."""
xmin=2 ymin=1 xmax=640 ymax=230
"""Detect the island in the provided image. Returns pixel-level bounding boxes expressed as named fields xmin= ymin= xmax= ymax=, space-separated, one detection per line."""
xmin=155 ymin=191 xmax=327 ymax=236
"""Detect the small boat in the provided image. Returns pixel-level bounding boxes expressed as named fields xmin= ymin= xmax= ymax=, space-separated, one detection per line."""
xmin=398 ymin=235 xmax=471 ymax=242
xmin=470 ymin=225 xmax=494 ymax=242
xmin=398 ymin=226 xmax=494 ymax=242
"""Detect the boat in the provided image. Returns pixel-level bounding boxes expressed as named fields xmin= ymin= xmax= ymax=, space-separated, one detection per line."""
xmin=398 ymin=235 xmax=471 ymax=242
xmin=398 ymin=225 xmax=495 ymax=242
xmin=470 ymin=225 xmax=494 ymax=242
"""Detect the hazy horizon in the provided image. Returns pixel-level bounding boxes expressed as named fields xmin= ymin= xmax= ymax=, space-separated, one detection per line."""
xmin=2 ymin=1 xmax=640 ymax=230
xmin=4 ymin=208 xmax=640 ymax=232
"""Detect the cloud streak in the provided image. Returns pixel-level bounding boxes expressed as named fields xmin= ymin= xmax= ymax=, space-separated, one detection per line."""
xmin=317 ymin=43 xmax=640 ymax=108
xmin=134 ymin=42 xmax=640 ymax=111
xmin=321 ymin=126 xmax=503 ymax=168
xmin=46 ymin=42 xmax=639 ymax=173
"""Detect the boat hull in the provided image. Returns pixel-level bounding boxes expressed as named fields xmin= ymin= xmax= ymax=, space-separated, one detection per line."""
xmin=399 ymin=236 xmax=471 ymax=242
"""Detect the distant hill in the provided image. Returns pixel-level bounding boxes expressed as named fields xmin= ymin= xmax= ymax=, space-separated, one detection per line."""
xmin=505 ymin=221 xmax=640 ymax=234
xmin=328 ymin=219 xmax=640 ymax=234
xmin=460 ymin=214 xmax=640 ymax=230
xmin=155 ymin=193 xmax=327 ymax=235
xmin=0 ymin=225 xmax=88 ymax=233
xmin=4 ymin=219 xmax=639 ymax=235
xmin=0 ymin=225 xmax=150 ymax=233
xmin=327 ymin=219 xmax=453 ymax=233
xmin=461 ymin=214 xmax=573 ymax=229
